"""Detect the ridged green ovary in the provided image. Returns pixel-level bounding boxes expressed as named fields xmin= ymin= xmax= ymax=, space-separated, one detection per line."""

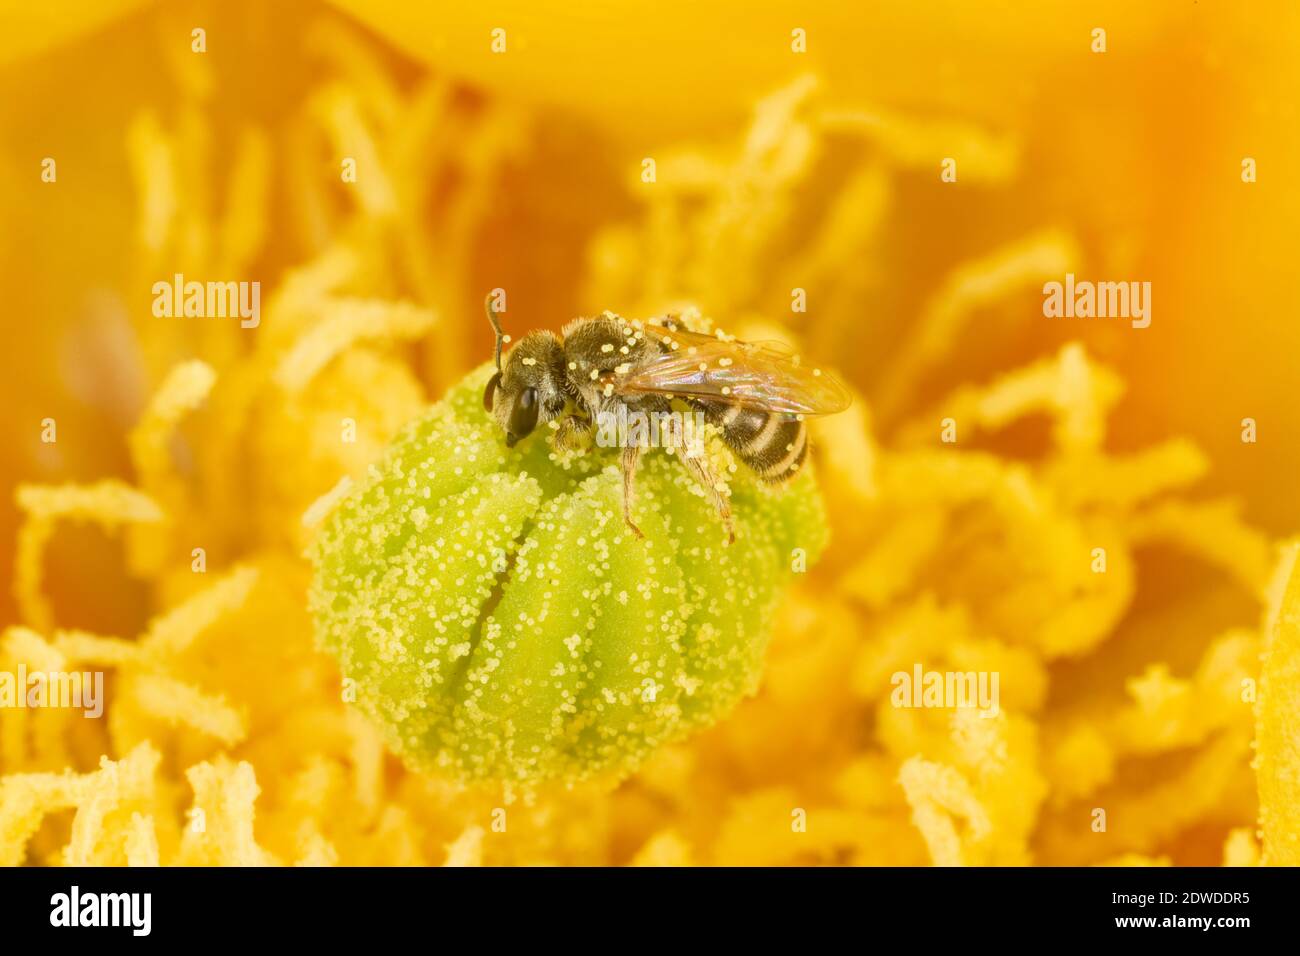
xmin=452 ymin=475 xmax=688 ymax=784
xmin=310 ymin=364 xmax=829 ymax=787
xmin=311 ymin=412 xmax=544 ymax=763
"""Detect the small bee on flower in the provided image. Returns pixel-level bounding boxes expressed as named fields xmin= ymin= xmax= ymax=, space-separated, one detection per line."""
xmin=482 ymin=297 xmax=850 ymax=542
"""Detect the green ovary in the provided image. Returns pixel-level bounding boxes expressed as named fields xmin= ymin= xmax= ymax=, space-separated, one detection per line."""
xmin=309 ymin=364 xmax=829 ymax=787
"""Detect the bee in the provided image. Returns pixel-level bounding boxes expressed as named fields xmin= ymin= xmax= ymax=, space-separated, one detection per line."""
xmin=481 ymin=297 xmax=850 ymax=543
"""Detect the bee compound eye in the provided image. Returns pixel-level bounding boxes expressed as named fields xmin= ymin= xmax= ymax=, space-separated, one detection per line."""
xmin=483 ymin=371 xmax=502 ymax=412
xmin=508 ymin=387 xmax=540 ymax=439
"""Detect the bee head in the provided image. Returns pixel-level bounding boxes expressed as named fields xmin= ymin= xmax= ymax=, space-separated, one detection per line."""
xmin=483 ymin=331 xmax=566 ymax=447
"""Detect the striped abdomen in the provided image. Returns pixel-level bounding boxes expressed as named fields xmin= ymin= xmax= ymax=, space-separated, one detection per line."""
xmin=698 ymin=401 xmax=808 ymax=483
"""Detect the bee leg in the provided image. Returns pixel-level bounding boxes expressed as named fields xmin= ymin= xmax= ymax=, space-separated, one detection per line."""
xmin=552 ymin=413 xmax=592 ymax=451
xmin=620 ymin=445 xmax=645 ymax=539
xmin=676 ymin=446 xmax=735 ymax=546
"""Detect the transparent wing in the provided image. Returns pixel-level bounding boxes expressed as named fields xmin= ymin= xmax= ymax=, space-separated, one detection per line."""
xmin=618 ymin=320 xmax=851 ymax=416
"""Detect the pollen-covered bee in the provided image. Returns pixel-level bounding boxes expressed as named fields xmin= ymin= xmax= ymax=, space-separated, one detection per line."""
xmin=482 ymin=297 xmax=850 ymax=543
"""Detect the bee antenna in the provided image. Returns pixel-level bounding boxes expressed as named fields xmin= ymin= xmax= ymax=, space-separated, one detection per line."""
xmin=484 ymin=294 xmax=506 ymax=372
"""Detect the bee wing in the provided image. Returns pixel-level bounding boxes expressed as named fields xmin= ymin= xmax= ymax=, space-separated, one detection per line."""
xmin=619 ymin=321 xmax=851 ymax=416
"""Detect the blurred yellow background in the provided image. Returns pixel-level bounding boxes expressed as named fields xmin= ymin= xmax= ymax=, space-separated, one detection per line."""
xmin=0 ymin=0 xmax=1297 ymax=867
